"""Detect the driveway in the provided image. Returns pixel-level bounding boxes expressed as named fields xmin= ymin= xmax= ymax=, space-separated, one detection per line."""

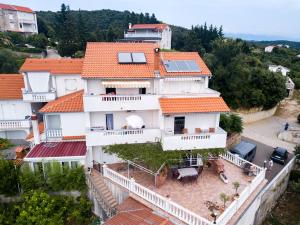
xmin=242 ymin=137 xmax=294 ymax=183
xmin=243 ymin=116 xmax=297 ymax=152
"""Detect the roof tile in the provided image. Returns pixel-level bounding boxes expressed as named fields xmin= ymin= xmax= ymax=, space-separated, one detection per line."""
xmin=159 ymin=97 xmax=230 ymax=114
xmin=20 ymin=58 xmax=83 ymax=74
xmin=0 ymin=3 xmax=33 ymax=13
xmin=39 ymin=90 xmax=83 ymax=113
xmin=0 ymin=74 xmax=24 ymax=99
xmin=82 ymin=42 xmax=158 ymax=78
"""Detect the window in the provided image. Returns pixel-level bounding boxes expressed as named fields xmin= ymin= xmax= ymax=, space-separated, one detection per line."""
xmin=106 ymin=88 xmax=116 ymax=94
xmin=65 ymin=79 xmax=77 ymax=91
xmin=106 ymin=114 xmax=114 ymax=130
xmin=139 ymin=88 xmax=146 ymax=94
xmin=46 ymin=115 xmax=61 ymax=129
xmin=71 ymin=161 xmax=79 ymax=169
xmin=19 ymin=23 xmax=23 ymax=28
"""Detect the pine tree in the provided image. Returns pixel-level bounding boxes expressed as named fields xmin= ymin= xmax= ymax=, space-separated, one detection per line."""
xmin=76 ymin=10 xmax=89 ymax=50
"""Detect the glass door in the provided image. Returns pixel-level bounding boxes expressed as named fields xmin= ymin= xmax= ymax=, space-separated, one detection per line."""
xmin=106 ymin=114 xmax=114 ymax=130
xmin=174 ymin=116 xmax=185 ymax=134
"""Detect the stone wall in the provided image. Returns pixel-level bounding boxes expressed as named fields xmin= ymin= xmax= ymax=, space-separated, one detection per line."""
xmin=235 ymin=106 xmax=278 ymax=124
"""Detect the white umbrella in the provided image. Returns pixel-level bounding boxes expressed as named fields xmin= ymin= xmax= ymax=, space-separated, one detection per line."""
xmin=126 ymin=115 xmax=145 ymax=129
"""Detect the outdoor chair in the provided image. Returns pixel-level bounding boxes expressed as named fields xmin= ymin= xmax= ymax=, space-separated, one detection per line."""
xmin=195 ymin=128 xmax=202 ymax=133
xmin=209 ymin=127 xmax=215 ymax=133
xmin=182 ymin=128 xmax=188 ymax=134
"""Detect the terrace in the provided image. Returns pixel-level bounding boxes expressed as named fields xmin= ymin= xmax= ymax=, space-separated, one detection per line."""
xmin=100 ymin=145 xmax=266 ymax=225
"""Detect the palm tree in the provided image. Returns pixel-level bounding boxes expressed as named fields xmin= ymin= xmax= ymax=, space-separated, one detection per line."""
xmin=232 ymin=181 xmax=240 ymax=196
xmin=220 ymin=193 xmax=230 ymax=208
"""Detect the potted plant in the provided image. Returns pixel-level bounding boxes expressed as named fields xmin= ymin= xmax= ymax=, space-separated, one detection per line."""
xmin=232 ymin=181 xmax=240 ymax=198
xmin=219 ymin=193 xmax=230 ymax=209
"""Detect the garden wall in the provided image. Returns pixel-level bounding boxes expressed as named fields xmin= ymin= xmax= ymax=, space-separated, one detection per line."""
xmin=235 ymin=106 xmax=278 ymax=124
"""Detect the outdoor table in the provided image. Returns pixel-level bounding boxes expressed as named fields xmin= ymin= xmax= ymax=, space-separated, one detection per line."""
xmin=177 ymin=167 xmax=198 ymax=179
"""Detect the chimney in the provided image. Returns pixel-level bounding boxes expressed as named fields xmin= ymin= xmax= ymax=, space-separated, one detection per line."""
xmin=31 ymin=114 xmax=40 ymax=145
xmin=154 ymin=47 xmax=160 ymax=76
xmin=129 ymin=23 xmax=132 ymax=29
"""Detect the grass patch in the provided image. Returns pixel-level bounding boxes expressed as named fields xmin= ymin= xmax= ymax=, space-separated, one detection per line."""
xmin=104 ymin=143 xmax=225 ymax=171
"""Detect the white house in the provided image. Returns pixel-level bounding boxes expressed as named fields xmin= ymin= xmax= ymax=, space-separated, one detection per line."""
xmin=81 ymin=42 xmax=229 ymax=166
xmin=264 ymin=45 xmax=275 ymax=53
xmin=268 ymin=65 xmax=290 ymax=76
xmin=0 ymin=74 xmax=32 ymax=139
xmin=124 ymin=23 xmax=172 ymax=49
xmin=0 ymin=3 xmax=38 ymax=35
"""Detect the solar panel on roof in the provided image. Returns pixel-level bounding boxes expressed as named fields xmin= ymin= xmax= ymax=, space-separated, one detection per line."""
xmin=132 ymin=53 xmax=147 ymax=63
xmin=118 ymin=53 xmax=132 ymax=63
xmin=163 ymin=60 xmax=201 ymax=72
xmin=185 ymin=60 xmax=201 ymax=72
xmin=163 ymin=60 xmax=178 ymax=72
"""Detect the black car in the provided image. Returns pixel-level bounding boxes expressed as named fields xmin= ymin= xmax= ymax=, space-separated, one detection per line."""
xmin=270 ymin=147 xmax=288 ymax=165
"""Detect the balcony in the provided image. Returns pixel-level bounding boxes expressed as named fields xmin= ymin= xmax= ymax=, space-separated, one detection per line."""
xmin=45 ymin=129 xmax=62 ymax=139
xmin=84 ymin=94 xmax=160 ymax=112
xmin=86 ymin=128 xmax=161 ymax=147
xmin=22 ymin=89 xmax=56 ymax=102
xmin=161 ymin=127 xmax=227 ymax=151
xmin=124 ymin=32 xmax=162 ymax=39
xmin=0 ymin=119 xmax=31 ymax=130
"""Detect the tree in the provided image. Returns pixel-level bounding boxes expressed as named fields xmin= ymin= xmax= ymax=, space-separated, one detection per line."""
xmin=220 ymin=113 xmax=243 ymax=135
xmin=219 ymin=193 xmax=230 ymax=208
xmin=26 ymin=34 xmax=48 ymax=49
xmin=232 ymin=181 xmax=240 ymax=196
xmin=76 ymin=10 xmax=89 ymax=50
xmin=0 ymin=49 xmax=25 ymax=73
xmin=0 ymin=159 xmax=19 ymax=196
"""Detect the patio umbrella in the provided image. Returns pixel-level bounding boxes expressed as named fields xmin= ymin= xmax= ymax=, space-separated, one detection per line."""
xmin=126 ymin=115 xmax=145 ymax=129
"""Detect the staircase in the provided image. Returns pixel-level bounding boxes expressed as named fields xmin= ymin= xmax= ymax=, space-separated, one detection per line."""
xmin=87 ymin=169 xmax=118 ymax=217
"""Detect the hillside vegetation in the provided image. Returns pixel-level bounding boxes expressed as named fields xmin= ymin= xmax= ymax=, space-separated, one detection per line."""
xmin=1 ymin=4 xmax=299 ymax=111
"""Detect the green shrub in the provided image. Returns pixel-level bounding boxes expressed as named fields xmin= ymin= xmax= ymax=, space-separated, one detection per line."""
xmin=220 ymin=113 xmax=243 ymax=135
xmin=14 ymin=46 xmax=44 ymax=54
xmin=290 ymin=170 xmax=300 ymax=181
xmin=0 ymin=159 xmax=19 ymax=196
xmin=19 ymin=164 xmax=46 ymax=192
xmin=0 ymin=138 xmax=14 ymax=150
xmin=295 ymin=145 xmax=300 ymax=159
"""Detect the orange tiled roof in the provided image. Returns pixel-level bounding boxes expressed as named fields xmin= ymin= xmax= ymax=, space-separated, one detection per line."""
xmin=20 ymin=58 xmax=84 ymax=74
xmin=105 ymin=197 xmax=173 ymax=225
xmin=26 ymin=122 xmax=44 ymax=140
xmin=81 ymin=42 xmax=158 ymax=78
xmin=159 ymin=97 xmax=230 ymax=114
xmin=62 ymin=135 xmax=86 ymax=140
xmin=0 ymin=74 xmax=24 ymax=100
xmin=0 ymin=3 xmax=33 ymax=13
xmin=130 ymin=23 xmax=169 ymax=30
xmin=159 ymin=52 xmax=212 ymax=76
xmin=39 ymin=90 xmax=83 ymax=113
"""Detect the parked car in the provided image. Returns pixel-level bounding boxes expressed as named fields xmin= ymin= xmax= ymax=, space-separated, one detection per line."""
xmin=230 ymin=141 xmax=257 ymax=162
xmin=270 ymin=147 xmax=288 ymax=165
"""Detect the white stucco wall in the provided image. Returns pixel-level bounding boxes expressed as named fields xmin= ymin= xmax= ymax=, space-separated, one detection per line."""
xmin=161 ymin=78 xmax=208 ymax=95
xmin=161 ymin=27 xmax=172 ymax=49
xmin=92 ymin=146 xmax=122 ymax=164
xmin=163 ymin=113 xmax=219 ymax=134
xmin=60 ymin=113 xmax=86 ymax=136
xmin=0 ymin=130 xmax=28 ymax=139
xmin=90 ymin=110 xmax=160 ymax=129
xmin=54 ymin=75 xmax=84 ymax=97
xmin=25 ymin=72 xmax=51 ymax=93
xmin=0 ymin=100 xmax=32 ymax=120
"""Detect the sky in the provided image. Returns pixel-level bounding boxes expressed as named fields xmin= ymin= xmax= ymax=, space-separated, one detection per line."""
xmin=2 ymin=0 xmax=300 ymax=41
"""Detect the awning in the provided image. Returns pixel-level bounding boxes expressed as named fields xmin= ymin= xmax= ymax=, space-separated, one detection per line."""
xmin=102 ymin=81 xmax=151 ymax=88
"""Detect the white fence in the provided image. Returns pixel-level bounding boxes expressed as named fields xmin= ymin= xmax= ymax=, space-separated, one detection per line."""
xmin=0 ymin=119 xmax=31 ymax=129
xmin=103 ymin=165 xmax=212 ymax=225
xmin=46 ymin=129 xmax=62 ymax=138
xmin=216 ymin=152 xmax=266 ymax=225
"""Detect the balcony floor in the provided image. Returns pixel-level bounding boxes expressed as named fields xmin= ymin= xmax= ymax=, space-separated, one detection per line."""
xmin=111 ymin=159 xmax=253 ymax=222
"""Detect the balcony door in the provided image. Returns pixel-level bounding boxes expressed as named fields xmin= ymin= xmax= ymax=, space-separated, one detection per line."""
xmin=106 ymin=88 xmax=116 ymax=94
xmin=174 ymin=117 xmax=185 ymax=134
xmin=106 ymin=114 xmax=114 ymax=130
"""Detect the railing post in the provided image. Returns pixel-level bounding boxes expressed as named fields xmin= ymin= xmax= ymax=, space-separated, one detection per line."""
xmin=102 ymin=164 xmax=107 ymax=177
xmin=130 ymin=177 xmax=135 ymax=193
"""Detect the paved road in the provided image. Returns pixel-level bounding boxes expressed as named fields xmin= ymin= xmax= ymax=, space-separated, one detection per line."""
xmin=46 ymin=48 xmax=61 ymax=58
xmin=243 ymin=116 xmax=297 ymax=152
xmin=242 ymin=137 xmax=294 ymax=183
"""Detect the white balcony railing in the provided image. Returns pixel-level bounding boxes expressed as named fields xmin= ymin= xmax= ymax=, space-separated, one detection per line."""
xmin=45 ymin=129 xmax=62 ymax=139
xmin=84 ymin=94 xmax=160 ymax=112
xmin=103 ymin=165 xmax=212 ymax=225
xmin=103 ymin=152 xmax=266 ymax=225
xmin=86 ymin=128 xmax=161 ymax=147
xmin=22 ymin=89 xmax=56 ymax=102
xmin=161 ymin=127 xmax=227 ymax=151
xmin=124 ymin=32 xmax=162 ymax=38
xmin=0 ymin=119 xmax=31 ymax=130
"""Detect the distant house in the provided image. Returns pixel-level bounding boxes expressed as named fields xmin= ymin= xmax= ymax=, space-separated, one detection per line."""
xmin=264 ymin=45 xmax=275 ymax=53
xmin=123 ymin=23 xmax=172 ymax=49
xmin=0 ymin=3 xmax=38 ymax=35
xmin=296 ymin=54 xmax=300 ymax=58
xmin=268 ymin=65 xmax=294 ymax=97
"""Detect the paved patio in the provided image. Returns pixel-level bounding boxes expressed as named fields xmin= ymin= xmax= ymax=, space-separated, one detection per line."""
xmin=112 ymin=159 xmax=253 ymax=221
